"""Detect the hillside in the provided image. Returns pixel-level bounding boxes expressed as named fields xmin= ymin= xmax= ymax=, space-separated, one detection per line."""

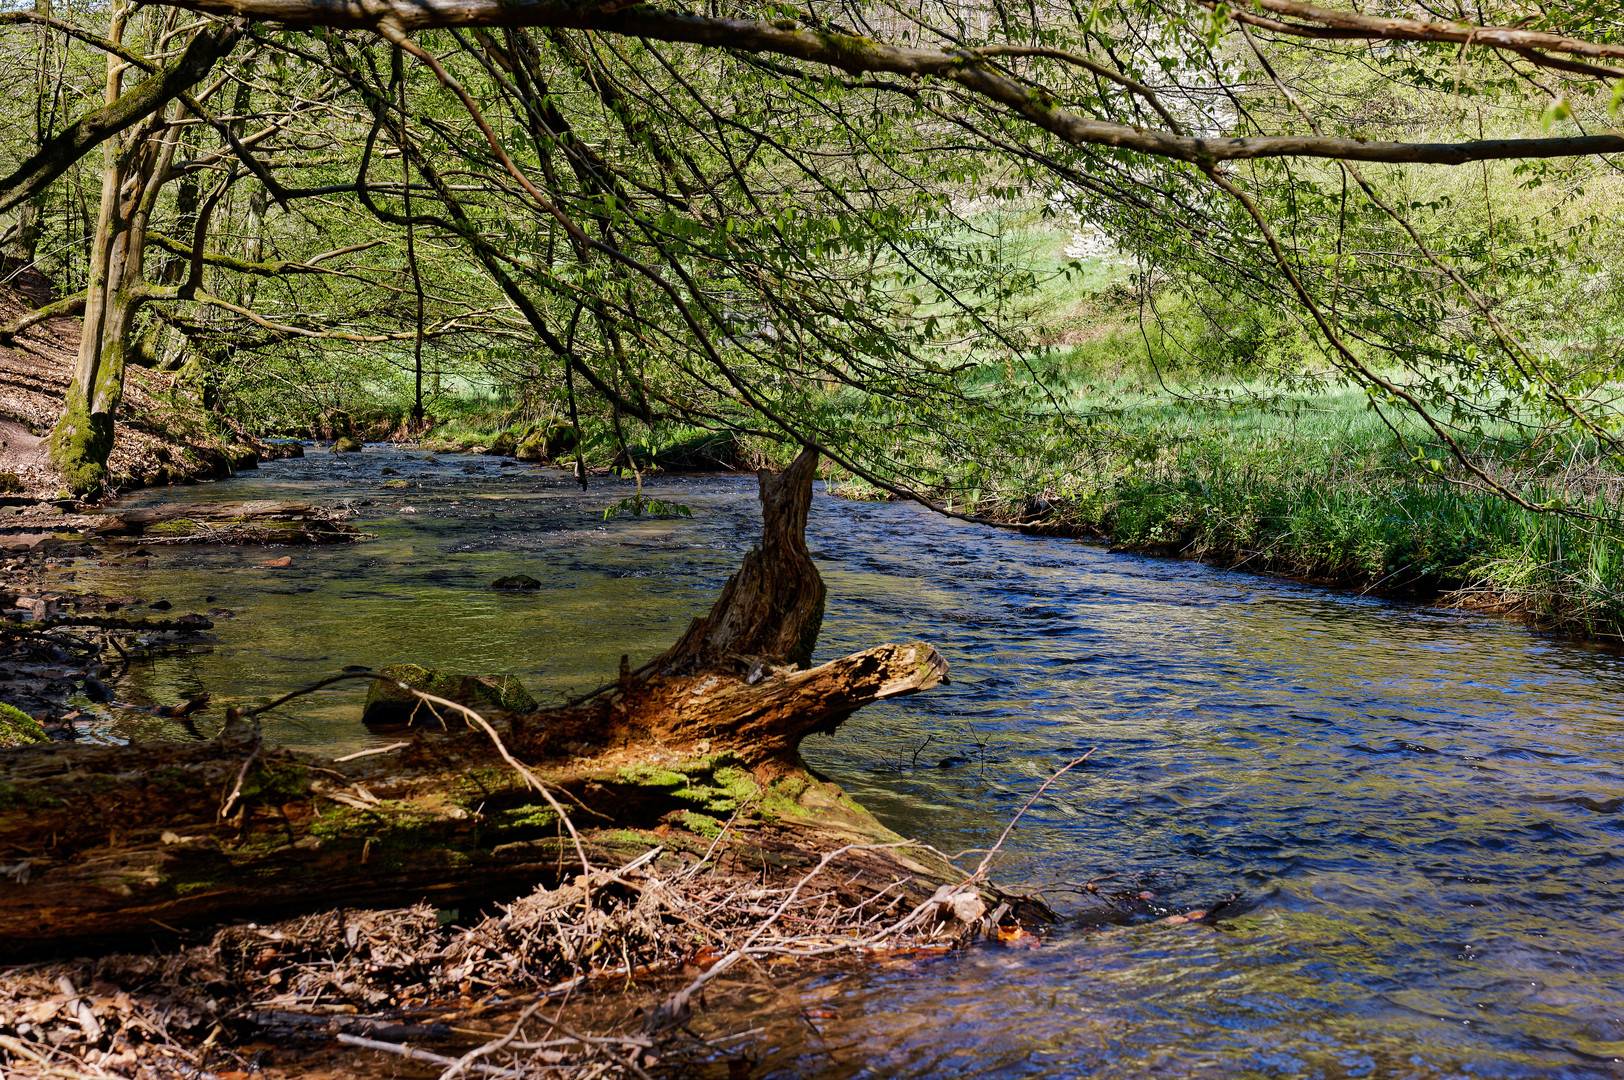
xmin=0 ymin=262 xmax=260 ymax=499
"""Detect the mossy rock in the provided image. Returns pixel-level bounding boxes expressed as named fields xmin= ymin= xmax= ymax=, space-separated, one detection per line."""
xmin=0 ymin=473 xmax=22 ymax=495
xmin=516 ymin=420 xmax=578 ymax=463
xmin=485 ymin=432 xmax=519 ymax=457
xmin=263 ymin=438 xmax=305 ymax=459
xmin=0 ymin=703 xmax=47 ymax=749
xmin=332 ymin=436 xmax=364 ymax=453
xmin=226 ymin=445 xmax=259 ymax=470
xmin=362 ymin=664 xmax=538 ymax=726
xmin=655 ymin=432 xmax=741 ymax=472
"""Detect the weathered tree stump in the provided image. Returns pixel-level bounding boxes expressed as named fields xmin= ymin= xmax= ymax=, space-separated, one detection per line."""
xmin=0 ymin=449 xmax=979 ymax=952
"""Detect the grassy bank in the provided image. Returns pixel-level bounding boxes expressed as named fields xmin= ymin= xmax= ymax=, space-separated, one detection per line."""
xmin=950 ymin=374 xmax=1624 ymax=639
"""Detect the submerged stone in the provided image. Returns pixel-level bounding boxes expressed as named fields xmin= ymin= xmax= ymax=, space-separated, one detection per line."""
xmin=492 ymin=574 xmax=541 ymax=590
xmin=362 ymin=663 xmax=538 ymax=726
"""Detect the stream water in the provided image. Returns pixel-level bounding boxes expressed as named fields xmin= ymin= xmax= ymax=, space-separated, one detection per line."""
xmin=61 ymin=446 xmax=1624 ymax=1078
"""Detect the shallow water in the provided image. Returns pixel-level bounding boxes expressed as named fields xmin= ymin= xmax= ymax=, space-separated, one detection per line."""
xmin=66 ymin=446 xmax=1624 ymax=1078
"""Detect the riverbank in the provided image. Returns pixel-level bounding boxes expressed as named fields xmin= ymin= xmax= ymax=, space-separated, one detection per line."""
xmin=830 ymin=380 xmax=1624 ymax=641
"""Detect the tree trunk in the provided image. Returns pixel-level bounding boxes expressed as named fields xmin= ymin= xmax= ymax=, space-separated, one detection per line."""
xmin=0 ymin=450 xmax=972 ymax=952
xmin=45 ymin=14 xmax=214 ymax=492
xmin=4 ymin=0 xmax=53 ymax=267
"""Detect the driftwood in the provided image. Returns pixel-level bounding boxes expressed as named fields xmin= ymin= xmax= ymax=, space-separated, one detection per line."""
xmin=90 ymin=499 xmax=365 ymax=544
xmin=0 ymin=449 xmax=973 ymax=951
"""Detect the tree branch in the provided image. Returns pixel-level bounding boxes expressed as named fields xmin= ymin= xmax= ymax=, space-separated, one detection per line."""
xmin=152 ymin=2 xmax=1624 ymax=167
xmin=0 ymin=18 xmax=245 ymax=216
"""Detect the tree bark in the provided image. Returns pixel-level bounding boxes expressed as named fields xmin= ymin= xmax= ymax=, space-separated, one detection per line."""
xmin=654 ymin=446 xmax=825 ymax=673
xmin=0 ymin=451 xmax=968 ymax=952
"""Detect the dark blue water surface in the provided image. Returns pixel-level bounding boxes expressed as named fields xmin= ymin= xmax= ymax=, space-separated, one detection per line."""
xmin=69 ymin=447 xmax=1624 ymax=1078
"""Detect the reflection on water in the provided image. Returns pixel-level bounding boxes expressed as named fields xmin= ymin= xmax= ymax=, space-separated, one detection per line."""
xmin=64 ymin=447 xmax=1624 ymax=1077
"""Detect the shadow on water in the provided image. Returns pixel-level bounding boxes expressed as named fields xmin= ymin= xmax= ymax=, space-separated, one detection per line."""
xmin=60 ymin=446 xmax=1624 ymax=1078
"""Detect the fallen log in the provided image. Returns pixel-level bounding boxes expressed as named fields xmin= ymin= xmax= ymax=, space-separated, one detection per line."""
xmin=0 ymin=449 xmax=992 ymax=952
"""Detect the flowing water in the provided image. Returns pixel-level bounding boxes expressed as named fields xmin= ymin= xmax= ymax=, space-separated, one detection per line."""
xmin=63 ymin=446 xmax=1624 ymax=1078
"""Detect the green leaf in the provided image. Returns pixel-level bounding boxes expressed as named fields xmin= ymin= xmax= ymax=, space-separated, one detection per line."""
xmin=1539 ymin=96 xmax=1572 ymax=130
xmin=1207 ymin=4 xmax=1231 ymax=50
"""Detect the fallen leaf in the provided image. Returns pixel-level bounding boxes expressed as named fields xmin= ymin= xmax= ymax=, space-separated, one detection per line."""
xmin=994 ymin=926 xmax=1042 ymax=949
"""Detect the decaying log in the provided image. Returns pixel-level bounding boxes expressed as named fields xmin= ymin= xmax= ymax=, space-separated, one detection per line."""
xmin=90 ymin=500 xmax=365 ymax=544
xmin=0 ymin=449 xmax=977 ymax=951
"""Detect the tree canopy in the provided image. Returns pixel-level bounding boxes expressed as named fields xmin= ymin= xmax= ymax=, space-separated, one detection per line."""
xmin=2 ymin=0 xmax=1623 ymax=510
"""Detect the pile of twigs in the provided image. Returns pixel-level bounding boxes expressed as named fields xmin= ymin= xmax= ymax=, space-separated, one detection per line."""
xmin=0 ymin=836 xmax=1004 ymax=1079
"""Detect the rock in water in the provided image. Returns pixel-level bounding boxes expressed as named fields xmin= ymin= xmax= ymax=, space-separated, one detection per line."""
xmin=362 ymin=663 xmax=538 ymax=726
xmin=492 ymin=575 xmax=542 ymax=590
xmin=332 ymin=436 xmax=364 ymax=453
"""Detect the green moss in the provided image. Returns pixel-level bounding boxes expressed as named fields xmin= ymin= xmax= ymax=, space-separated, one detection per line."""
xmin=307 ymin=798 xmax=445 ymax=849
xmin=0 ymin=703 xmax=47 ymax=748
xmin=453 ymin=765 xmax=519 ymax=801
xmin=0 ymin=473 xmax=21 ymax=495
xmin=618 ymin=754 xmax=767 ymax=835
xmin=817 ymin=30 xmax=877 ymax=71
xmin=675 ymin=810 xmax=722 ymax=838
xmin=0 ymin=779 xmax=62 ymax=809
xmin=47 ymin=395 xmax=112 ymax=494
xmin=241 ymin=761 xmax=310 ymax=802
xmin=485 ymin=804 xmax=560 ymax=840
xmin=756 ymin=774 xmax=813 ymax=822
xmin=600 ymin=828 xmax=661 ymax=847
xmin=682 ymin=764 xmax=757 ymax=813
xmin=617 ymin=763 xmax=688 ymax=788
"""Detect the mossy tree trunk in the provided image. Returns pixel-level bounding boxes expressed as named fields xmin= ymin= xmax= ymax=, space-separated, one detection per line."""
xmin=48 ymin=8 xmax=170 ymax=491
xmin=0 ymin=450 xmax=979 ymax=951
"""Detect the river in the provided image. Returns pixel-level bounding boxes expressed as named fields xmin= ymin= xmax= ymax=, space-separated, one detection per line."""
xmin=61 ymin=446 xmax=1624 ymax=1078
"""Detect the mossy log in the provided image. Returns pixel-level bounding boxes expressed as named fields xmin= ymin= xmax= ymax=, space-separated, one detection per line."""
xmin=0 ymin=449 xmax=981 ymax=951
xmin=90 ymin=499 xmax=364 ymax=544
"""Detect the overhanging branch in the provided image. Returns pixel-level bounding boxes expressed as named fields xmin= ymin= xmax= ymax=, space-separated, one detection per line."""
xmin=152 ymin=1 xmax=1624 ymax=167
